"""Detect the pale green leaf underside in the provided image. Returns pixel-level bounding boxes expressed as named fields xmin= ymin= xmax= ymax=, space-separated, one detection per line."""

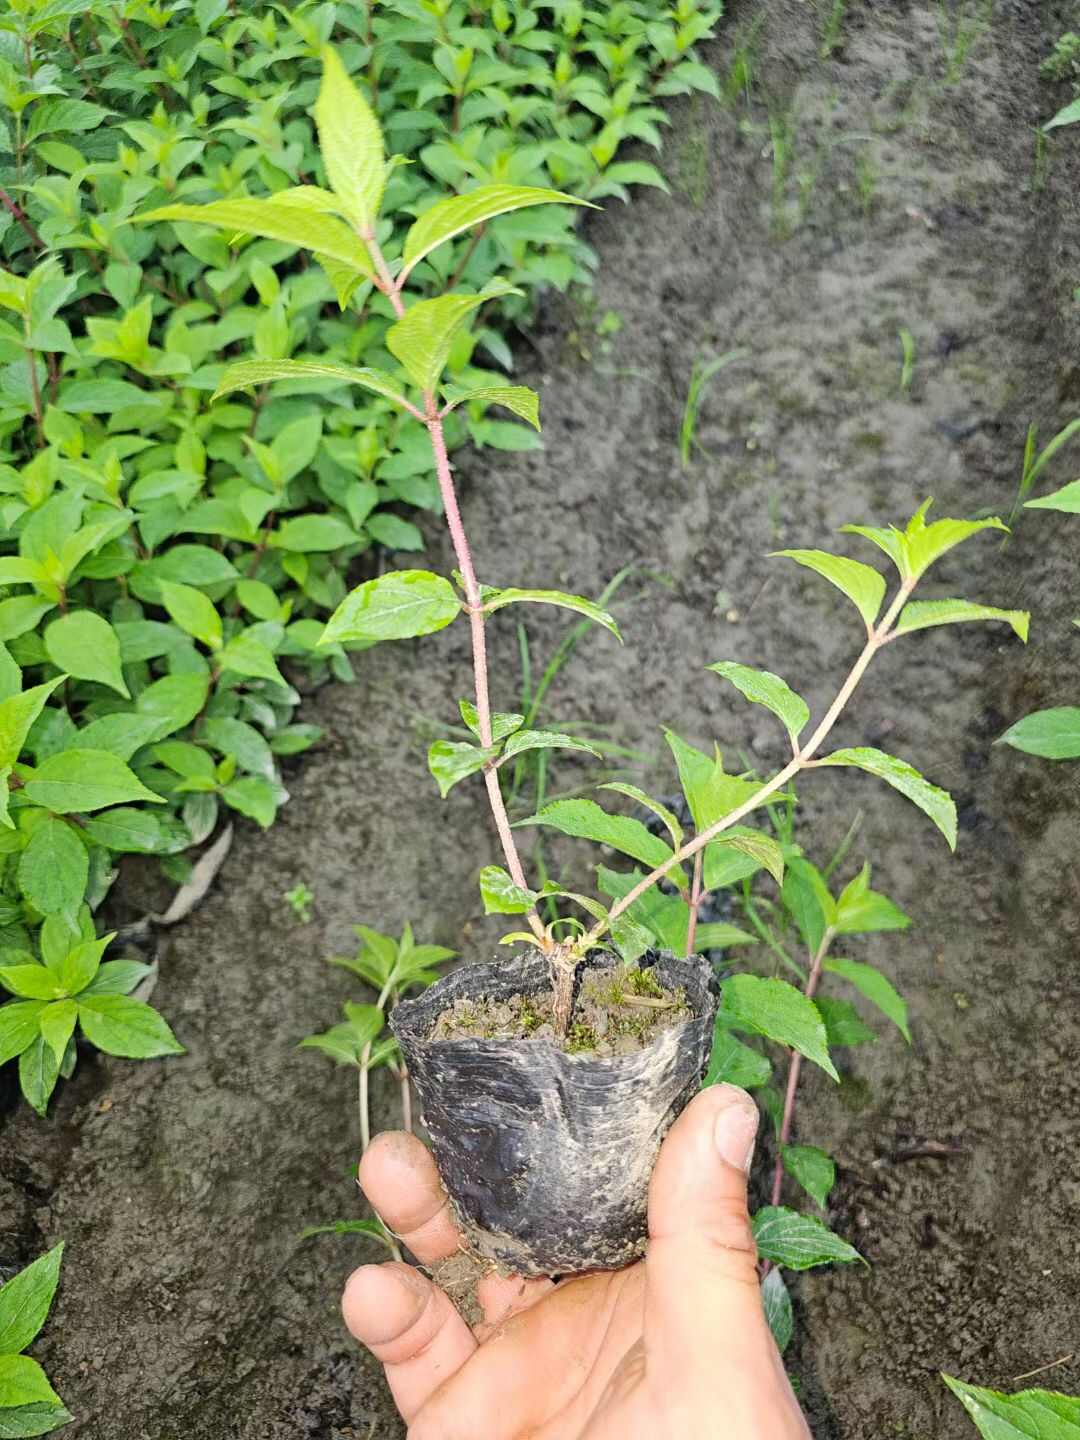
xmin=761 ymin=1269 xmax=793 ymax=1355
xmin=427 ymin=740 xmax=497 ymax=798
xmin=817 ymin=746 xmax=957 ymax=849
xmin=751 ymin=1206 xmax=861 ymax=1270
xmin=212 ymin=360 xmax=410 ymax=409
xmin=517 ymin=798 xmax=685 ymax=886
xmin=998 ymin=707 xmax=1080 ymax=760
xmin=1026 ymin=479 xmax=1080 ymax=513
xmin=135 ymin=199 xmax=375 ymax=277
xmin=599 ymin=782 xmax=684 ymax=849
xmin=708 ymin=660 xmax=810 ymax=739
xmin=781 ymin=1143 xmax=836 ymax=1209
xmin=478 ymin=865 xmax=537 ymax=915
xmin=482 ymin=587 xmax=621 ymax=639
xmin=501 ymin=730 xmax=600 ymax=760
xmin=894 ymin=599 xmax=1029 ymax=643
xmin=941 ymin=1374 xmax=1080 ymax=1438
xmin=402 ymin=183 xmax=594 ymax=278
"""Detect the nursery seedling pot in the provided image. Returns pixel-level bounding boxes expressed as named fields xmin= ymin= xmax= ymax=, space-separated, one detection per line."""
xmin=390 ymin=948 xmax=718 ymax=1277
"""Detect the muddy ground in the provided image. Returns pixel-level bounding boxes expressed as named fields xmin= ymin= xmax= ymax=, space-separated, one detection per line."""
xmin=3 ymin=0 xmax=1080 ymax=1434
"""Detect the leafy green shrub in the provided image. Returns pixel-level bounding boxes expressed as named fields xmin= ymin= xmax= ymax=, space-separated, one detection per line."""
xmin=0 ymin=1242 xmax=70 ymax=1434
xmin=0 ymin=0 xmax=723 ymax=1113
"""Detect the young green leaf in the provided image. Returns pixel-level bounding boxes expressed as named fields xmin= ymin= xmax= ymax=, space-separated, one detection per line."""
xmin=843 ymin=503 xmax=1008 ymax=580
xmin=212 ymin=360 xmax=411 ymax=411
xmin=459 ymin=700 xmax=524 ymax=743
xmin=770 ymin=549 xmax=886 ymax=631
xmin=218 ymin=635 xmax=286 ymax=687
xmin=781 ymin=857 xmax=837 ymax=954
xmin=19 ymin=1037 xmax=61 ymax=1120
xmin=823 ymin=957 xmax=910 ymax=1042
xmin=998 ymin=707 xmax=1080 ymax=760
xmin=478 ymin=866 xmax=538 ymax=915
xmin=517 ymin=799 xmax=684 ymax=882
xmin=599 ymin=783 xmax=684 ymax=849
xmin=18 ymin=819 xmax=88 ymax=915
xmin=1026 ymin=479 xmax=1080 ymax=513
xmin=0 ymin=679 xmax=64 ymax=770
xmin=694 ymin=922 xmax=759 ymax=949
xmin=708 ymin=830 xmax=785 ymax=886
xmin=761 ymin=1269 xmax=793 ymax=1355
xmin=501 ymin=730 xmax=601 ymax=761
xmin=751 ymin=1206 xmax=861 ymax=1270
xmin=720 ymin=974 xmax=839 ymax=1081
xmin=386 ymin=282 xmax=520 ymax=393
xmin=43 ymin=612 xmax=128 ymax=696
xmin=157 ymin=580 xmax=222 ymax=651
xmin=834 ymin=864 xmax=910 ymax=935
xmin=815 ymin=747 xmax=957 ymax=849
xmin=322 ymin=571 xmax=462 ymax=646
xmin=781 ymin=1144 xmax=836 ymax=1209
xmin=814 ymin=996 xmax=877 ymax=1048
xmin=0 ymin=1353 xmax=64 ymax=1408
xmin=481 ymin=587 xmax=621 ymax=639
xmin=402 ymin=184 xmax=594 ymax=281
xmin=0 ymin=1001 xmax=45 ymax=1068
xmin=23 ymin=751 xmax=164 ymax=814
xmin=941 ymin=1374 xmax=1080 ymax=1438
xmin=442 ymin=385 xmax=540 ymax=430
xmin=893 ymin=599 xmax=1029 ymax=643
xmin=0 ymin=967 xmax=64 ymax=1001
xmin=136 ymin=199 xmax=375 ymax=277
xmin=77 ymin=995 xmax=184 ymax=1058
xmin=39 ymin=1000 xmax=78 ymax=1068
xmin=299 ymin=1025 xmax=364 ymax=1067
xmin=0 ymin=1242 xmax=63 ymax=1355
xmin=427 ymin=740 xmax=497 ymax=798
xmin=707 ymin=662 xmax=810 ymax=741
xmin=314 ymin=47 xmax=385 ymax=233
xmin=703 ymin=1023 xmax=771 ymax=1089
xmin=664 ymin=730 xmax=766 ymax=832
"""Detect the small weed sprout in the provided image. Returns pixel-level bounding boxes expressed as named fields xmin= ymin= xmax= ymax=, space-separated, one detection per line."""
xmin=898 ymin=327 xmax=917 ymax=395
xmin=284 ymin=883 xmax=315 ymax=924
xmin=679 ymin=350 xmax=748 ymax=468
xmin=1006 ymin=418 xmax=1080 ymax=527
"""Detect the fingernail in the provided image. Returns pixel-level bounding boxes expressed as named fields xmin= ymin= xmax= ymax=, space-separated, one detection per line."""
xmin=713 ymin=1085 xmax=759 ymax=1174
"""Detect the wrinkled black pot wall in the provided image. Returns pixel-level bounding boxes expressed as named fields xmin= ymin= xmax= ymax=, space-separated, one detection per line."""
xmin=389 ymin=949 xmax=718 ymax=1277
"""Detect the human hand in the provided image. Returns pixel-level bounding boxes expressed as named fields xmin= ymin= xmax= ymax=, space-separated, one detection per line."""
xmin=342 ymin=1083 xmax=811 ymax=1439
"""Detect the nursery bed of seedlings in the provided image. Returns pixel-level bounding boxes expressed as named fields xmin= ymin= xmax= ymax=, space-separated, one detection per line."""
xmin=2 ymin=0 xmax=1080 ymax=1436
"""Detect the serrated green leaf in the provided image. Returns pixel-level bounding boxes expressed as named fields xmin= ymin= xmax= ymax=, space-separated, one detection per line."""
xmin=38 ymin=1000 xmax=77 ymax=1068
xmin=322 ymin=571 xmax=462 ymax=646
xmin=519 ymin=798 xmax=684 ymax=883
xmin=707 ymin=661 xmax=810 ymax=740
xmin=17 ymin=820 xmax=87 ymax=915
xmin=0 ymin=1399 xmax=73 ymax=1436
xmin=501 ymin=730 xmax=600 ymax=760
xmin=703 ymin=1023 xmax=771 ymax=1088
xmin=708 ymin=830 xmax=785 ymax=886
xmin=664 ymin=730 xmax=766 ymax=835
xmin=0 ymin=680 xmax=64 ymax=770
xmin=0 ymin=1002 xmax=44 ymax=1068
xmin=43 ymin=613 xmax=128 ymax=696
xmin=823 ymin=957 xmax=910 ymax=1043
xmin=427 ymin=740 xmax=497 ymax=798
xmin=78 ymin=995 xmax=183 ymax=1058
xmin=834 ymin=863 xmax=910 ymax=935
xmin=721 ymin=974 xmax=838 ymax=1080
xmin=402 ymin=184 xmax=592 ymax=280
xmin=136 ymin=200 xmax=375 ymax=278
xmin=761 ymin=1269 xmax=793 ymax=1355
xmin=770 ymin=549 xmax=886 ymax=631
xmin=781 ymin=857 xmax=837 ymax=954
xmin=482 ymin=586 xmax=621 ymax=639
xmin=386 ymin=283 xmax=520 ymax=393
xmin=298 ymin=1024 xmax=363 ymax=1066
xmin=814 ymin=996 xmax=877 ymax=1047
xmin=599 ymin=783 xmax=684 ymax=849
xmin=18 ymin=1038 xmax=59 ymax=1120
xmin=998 ymin=708 xmax=1080 ymax=760
xmin=79 ymin=961 xmax=152 ymax=998
xmin=781 ymin=1144 xmax=836 ymax=1209
xmin=212 ymin=360 xmax=409 ymax=410
xmin=816 ymin=746 xmax=956 ymax=849
xmin=478 ymin=865 xmax=537 ymax=915
xmin=218 ymin=636 xmax=285 ymax=687
xmin=442 ymin=384 xmax=540 ymax=429
xmin=315 ymin=46 xmax=385 ymax=232
xmin=0 ymin=1242 xmax=63 ymax=1355
xmin=941 ymin=1374 xmax=1080 ymax=1438
xmin=23 ymin=751 xmax=164 ymax=814
xmin=751 ymin=1206 xmax=861 ymax=1270
xmin=0 ymin=967 xmax=63 ymax=1001
xmin=0 ymin=1356 xmax=62 ymax=1409
xmin=843 ymin=503 xmax=1008 ymax=580
xmin=459 ymin=700 xmax=523 ymax=743
xmin=894 ymin=599 xmax=1029 ymax=643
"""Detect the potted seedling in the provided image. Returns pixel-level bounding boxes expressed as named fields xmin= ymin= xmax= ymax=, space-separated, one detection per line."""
xmin=142 ymin=49 xmax=1030 ymax=1277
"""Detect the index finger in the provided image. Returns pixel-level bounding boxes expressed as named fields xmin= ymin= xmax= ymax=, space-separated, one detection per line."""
xmin=359 ymin=1131 xmax=462 ymax=1266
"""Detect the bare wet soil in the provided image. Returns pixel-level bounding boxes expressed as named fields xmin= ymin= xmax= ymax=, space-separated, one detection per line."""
xmin=3 ymin=0 xmax=1080 ymax=1435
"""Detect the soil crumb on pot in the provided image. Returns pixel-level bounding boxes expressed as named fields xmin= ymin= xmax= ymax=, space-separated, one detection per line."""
xmin=427 ymin=966 xmax=693 ymax=1055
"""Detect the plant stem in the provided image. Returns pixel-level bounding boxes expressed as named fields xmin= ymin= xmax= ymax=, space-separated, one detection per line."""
xmin=363 ymin=230 xmax=548 ymax=952
xmin=399 ymin=1064 xmax=413 ymax=1133
xmin=358 ymin=1063 xmax=370 ymax=1152
xmin=685 ymin=849 xmax=704 ymax=956
xmin=768 ymin=925 xmax=835 ymax=1210
xmin=581 ymin=579 xmax=916 ymax=951
xmin=0 ymin=187 xmax=44 ymax=251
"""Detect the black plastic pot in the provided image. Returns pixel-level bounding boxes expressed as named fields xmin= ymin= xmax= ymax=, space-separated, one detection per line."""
xmin=390 ymin=948 xmax=718 ymax=1277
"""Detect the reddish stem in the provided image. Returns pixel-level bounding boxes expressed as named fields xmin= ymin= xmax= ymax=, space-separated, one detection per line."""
xmin=0 ymin=188 xmax=43 ymax=251
xmin=685 ymin=849 xmax=704 ymax=956
xmin=768 ymin=926 xmax=835 ymax=1210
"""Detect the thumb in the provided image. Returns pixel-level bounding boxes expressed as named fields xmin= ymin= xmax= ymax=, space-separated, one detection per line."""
xmin=645 ymin=1085 xmax=802 ymax=1425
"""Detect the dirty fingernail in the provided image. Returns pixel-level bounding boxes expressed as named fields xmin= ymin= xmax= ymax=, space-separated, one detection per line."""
xmin=713 ymin=1085 xmax=759 ymax=1174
